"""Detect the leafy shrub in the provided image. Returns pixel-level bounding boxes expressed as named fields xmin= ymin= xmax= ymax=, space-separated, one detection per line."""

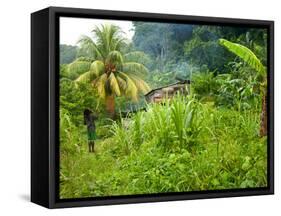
xmin=60 ymin=79 xmax=101 ymax=125
xmin=214 ymin=63 xmax=261 ymax=111
xmin=191 ymin=71 xmax=219 ymax=100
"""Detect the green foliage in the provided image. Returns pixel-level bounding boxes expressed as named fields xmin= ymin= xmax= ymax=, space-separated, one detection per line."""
xmin=132 ymin=22 xmax=192 ymax=62
xmin=75 ymin=24 xmax=151 ymax=104
xmin=59 ymin=22 xmax=268 ymax=199
xmin=60 ymin=108 xmax=85 ymax=155
xmin=60 ymin=79 xmax=101 ymax=125
xmin=123 ymin=51 xmax=151 ymax=66
xmin=184 ymin=26 xmax=233 ymax=72
xmin=78 ymin=24 xmax=127 ymax=60
xmin=65 ymin=60 xmax=91 ymax=80
xmin=234 ymin=29 xmax=268 ymax=66
xmin=191 ymin=61 xmax=262 ymax=111
xmin=215 ymin=72 xmax=261 ymax=111
xmin=219 ymin=39 xmax=266 ymax=78
xmin=60 ymin=64 xmax=68 ymax=78
xmin=191 ymin=71 xmax=219 ymax=100
xmin=60 ymin=96 xmax=267 ymax=198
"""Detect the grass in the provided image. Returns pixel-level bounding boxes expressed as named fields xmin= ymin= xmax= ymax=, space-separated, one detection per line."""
xmin=59 ymin=96 xmax=267 ymax=199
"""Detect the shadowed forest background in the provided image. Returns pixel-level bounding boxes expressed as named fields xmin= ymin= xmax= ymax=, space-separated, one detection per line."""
xmin=59 ymin=20 xmax=268 ymax=199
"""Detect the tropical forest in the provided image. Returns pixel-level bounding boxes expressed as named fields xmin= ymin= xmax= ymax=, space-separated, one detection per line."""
xmin=59 ymin=19 xmax=268 ymax=199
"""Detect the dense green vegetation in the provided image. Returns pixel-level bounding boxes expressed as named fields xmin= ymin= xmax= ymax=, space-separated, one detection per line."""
xmin=59 ymin=22 xmax=268 ymax=199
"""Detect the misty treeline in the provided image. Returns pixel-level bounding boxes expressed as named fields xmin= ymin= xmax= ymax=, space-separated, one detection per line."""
xmin=61 ymin=23 xmax=267 ymax=87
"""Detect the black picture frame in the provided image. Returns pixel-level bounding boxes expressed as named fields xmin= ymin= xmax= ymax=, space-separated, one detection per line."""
xmin=31 ymin=6 xmax=274 ymax=208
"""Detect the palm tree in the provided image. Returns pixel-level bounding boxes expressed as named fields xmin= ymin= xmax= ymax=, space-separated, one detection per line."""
xmin=74 ymin=24 xmax=151 ymax=117
xmin=219 ymin=39 xmax=267 ymax=137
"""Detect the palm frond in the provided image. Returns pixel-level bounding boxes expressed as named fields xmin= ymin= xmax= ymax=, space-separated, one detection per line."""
xmin=75 ymin=71 xmax=92 ymax=82
xmin=116 ymin=76 xmax=127 ymax=94
xmin=90 ymin=60 xmax=105 ymax=77
xmin=108 ymin=73 xmax=121 ymax=96
xmin=76 ymin=60 xmax=106 ymax=83
xmin=128 ymin=75 xmax=151 ymax=94
xmin=106 ymin=50 xmax=124 ymax=67
xmin=118 ymin=72 xmax=138 ymax=101
xmin=92 ymin=24 xmax=125 ymax=58
xmin=92 ymin=25 xmax=110 ymax=55
xmin=123 ymin=62 xmax=149 ymax=78
xmin=77 ymin=35 xmax=103 ymax=59
xmin=67 ymin=60 xmax=91 ymax=80
xmin=219 ymin=39 xmax=266 ymax=77
xmin=104 ymin=24 xmax=124 ymax=52
xmin=112 ymin=37 xmax=126 ymax=51
xmin=95 ymin=73 xmax=108 ymax=99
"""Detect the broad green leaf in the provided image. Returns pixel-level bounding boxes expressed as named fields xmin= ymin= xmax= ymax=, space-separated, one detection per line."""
xmin=219 ymin=39 xmax=266 ymax=77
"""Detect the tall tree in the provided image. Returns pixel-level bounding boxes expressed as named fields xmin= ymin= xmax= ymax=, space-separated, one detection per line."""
xmin=74 ymin=24 xmax=151 ymax=117
xmin=132 ymin=22 xmax=192 ymax=71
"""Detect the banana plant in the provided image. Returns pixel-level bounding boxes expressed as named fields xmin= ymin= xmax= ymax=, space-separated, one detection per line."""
xmin=219 ymin=39 xmax=267 ymax=136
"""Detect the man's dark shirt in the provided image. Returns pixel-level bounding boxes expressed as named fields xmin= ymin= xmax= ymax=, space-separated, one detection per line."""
xmin=84 ymin=114 xmax=97 ymax=132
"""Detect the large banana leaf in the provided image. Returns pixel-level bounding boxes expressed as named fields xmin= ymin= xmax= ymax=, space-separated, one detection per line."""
xmin=219 ymin=39 xmax=266 ymax=77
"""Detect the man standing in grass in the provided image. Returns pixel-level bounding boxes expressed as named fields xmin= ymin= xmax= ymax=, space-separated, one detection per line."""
xmin=84 ymin=109 xmax=98 ymax=153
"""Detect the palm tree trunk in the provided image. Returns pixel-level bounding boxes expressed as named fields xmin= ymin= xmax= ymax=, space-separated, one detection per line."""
xmin=260 ymin=94 xmax=267 ymax=137
xmin=105 ymin=95 xmax=115 ymax=118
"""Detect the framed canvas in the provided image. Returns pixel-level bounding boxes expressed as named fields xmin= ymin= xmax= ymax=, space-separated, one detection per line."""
xmin=31 ymin=6 xmax=274 ymax=208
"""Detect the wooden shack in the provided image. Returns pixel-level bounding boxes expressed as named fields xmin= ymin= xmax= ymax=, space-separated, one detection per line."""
xmin=145 ymin=80 xmax=191 ymax=103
